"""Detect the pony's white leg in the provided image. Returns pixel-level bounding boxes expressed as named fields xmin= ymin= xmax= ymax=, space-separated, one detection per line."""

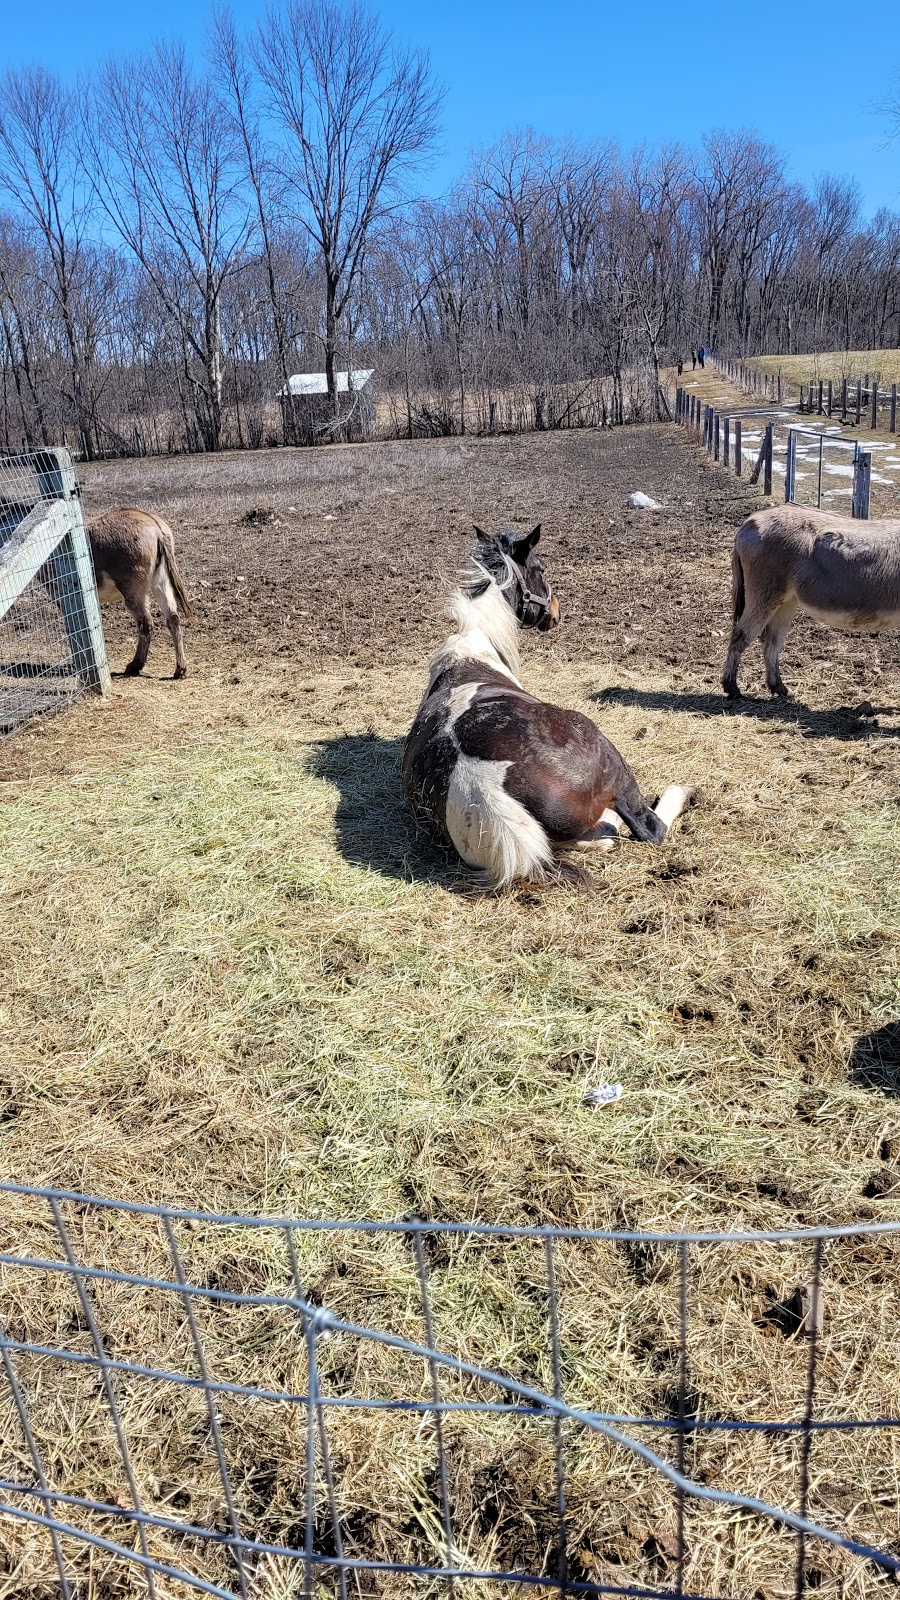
xmin=570 ymin=809 xmax=623 ymax=853
xmin=652 ymin=785 xmax=694 ymax=835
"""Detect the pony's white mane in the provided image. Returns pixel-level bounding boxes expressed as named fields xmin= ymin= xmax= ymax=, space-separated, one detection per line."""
xmin=427 ymin=567 xmax=522 ymax=689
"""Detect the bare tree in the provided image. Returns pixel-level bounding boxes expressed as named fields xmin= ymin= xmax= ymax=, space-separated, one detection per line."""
xmin=212 ymin=8 xmax=296 ymax=432
xmin=254 ymin=0 xmax=441 ymax=418
xmin=0 ymin=67 xmax=103 ymax=453
xmin=89 ymin=43 xmax=252 ymax=450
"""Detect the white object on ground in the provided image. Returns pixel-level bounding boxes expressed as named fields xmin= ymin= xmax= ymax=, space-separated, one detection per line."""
xmin=626 ymin=492 xmax=662 ymax=510
xmin=584 ymin=1084 xmax=624 ymax=1107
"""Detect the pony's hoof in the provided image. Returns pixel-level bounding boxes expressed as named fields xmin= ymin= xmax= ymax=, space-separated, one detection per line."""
xmin=123 ymin=662 xmax=142 ymax=677
xmin=174 ymin=666 xmax=188 ymax=680
xmin=769 ymin=685 xmax=789 ymax=701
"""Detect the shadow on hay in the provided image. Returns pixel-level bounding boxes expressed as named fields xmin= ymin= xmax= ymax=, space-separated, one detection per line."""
xmin=307 ymin=732 xmax=458 ymax=886
xmin=593 ymin=686 xmax=899 ymax=741
xmin=849 ymin=1024 xmax=900 ymax=1097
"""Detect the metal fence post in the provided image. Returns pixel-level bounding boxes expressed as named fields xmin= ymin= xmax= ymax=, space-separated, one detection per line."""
xmin=891 ymin=384 xmax=897 ymax=434
xmin=734 ymin=418 xmax=742 ymax=476
xmin=785 ymin=430 xmax=796 ymax=503
xmin=852 ymin=450 xmax=871 ymax=519
xmin=31 ymin=448 xmax=110 ymax=695
xmin=764 ymin=423 xmax=773 ymax=495
xmin=871 ymin=382 xmax=878 ymax=431
xmin=723 ymin=416 xmax=730 ymax=468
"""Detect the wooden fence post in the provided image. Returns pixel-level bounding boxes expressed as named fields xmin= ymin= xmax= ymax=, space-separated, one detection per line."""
xmin=764 ymin=423 xmax=773 ymax=495
xmin=735 ymin=419 xmax=742 ymax=476
xmin=714 ymin=412 xmax=720 ymax=460
xmin=777 ymin=368 xmax=782 ymax=403
xmin=871 ymin=382 xmax=878 ymax=431
xmin=723 ymin=415 xmax=730 ymax=467
xmin=891 ymin=384 xmax=897 ymax=434
xmin=855 ymin=380 xmax=862 ymax=425
xmin=841 ymin=378 xmax=847 ymax=419
xmin=817 ymin=380 xmax=823 ymax=415
xmin=827 ymin=379 xmax=833 ymax=417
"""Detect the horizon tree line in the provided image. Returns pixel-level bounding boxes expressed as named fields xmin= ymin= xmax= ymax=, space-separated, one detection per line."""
xmin=0 ymin=2 xmax=898 ymax=456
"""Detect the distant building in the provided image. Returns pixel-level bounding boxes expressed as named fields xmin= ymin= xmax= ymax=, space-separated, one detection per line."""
xmin=278 ymin=369 xmax=375 ymax=443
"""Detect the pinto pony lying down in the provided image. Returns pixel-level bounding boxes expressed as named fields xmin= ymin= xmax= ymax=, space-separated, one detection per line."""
xmin=402 ymin=526 xmax=692 ymax=888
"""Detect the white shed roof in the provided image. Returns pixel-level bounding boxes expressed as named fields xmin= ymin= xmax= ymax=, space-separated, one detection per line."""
xmin=279 ymin=369 xmax=374 ymax=397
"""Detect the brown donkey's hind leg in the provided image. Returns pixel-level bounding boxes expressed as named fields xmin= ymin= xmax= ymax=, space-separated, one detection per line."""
xmin=122 ymin=590 xmax=153 ymax=676
xmin=151 ymin=561 xmax=188 ymax=679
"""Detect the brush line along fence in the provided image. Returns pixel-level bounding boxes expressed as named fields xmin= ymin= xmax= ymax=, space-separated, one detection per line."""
xmin=0 ymin=1183 xmax=898 ymax=1599
xmin=0 ymin=447 xmax=109 ymax=735
xmin=674 ymin=389 xmax=873 ymax=516
xmin=715 ymin=358 xmax=783 ymax=405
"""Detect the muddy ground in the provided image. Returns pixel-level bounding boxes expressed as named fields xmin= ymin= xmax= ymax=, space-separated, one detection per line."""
xmin=6 ymin=422 xmax=898 ymax=785
xmin=73 ymin=424 xmax=900 ymax=688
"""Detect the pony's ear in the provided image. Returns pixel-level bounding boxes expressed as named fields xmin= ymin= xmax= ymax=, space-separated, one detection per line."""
xmin=510 ymin=524 xmax=541 ymax=561
xmin=473 ymin=525 xmax=491 ymax=543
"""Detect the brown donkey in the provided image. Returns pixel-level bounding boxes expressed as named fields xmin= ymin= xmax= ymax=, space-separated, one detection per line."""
xmin=723 ymin=503 xmax=900 ymax=700
xmin=88 ymin=508 xmax=192 ymax=679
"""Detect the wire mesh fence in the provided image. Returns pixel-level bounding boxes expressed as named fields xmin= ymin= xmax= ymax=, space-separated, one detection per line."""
xmin=0 ymin=449 xmax=108 ymax=737
xmin=0 ymin=1183 xmax=898 ymax=1599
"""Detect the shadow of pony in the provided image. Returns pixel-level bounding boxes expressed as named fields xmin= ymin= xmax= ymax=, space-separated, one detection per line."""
xmin=306 ymin=731 xmax=458 ymax=887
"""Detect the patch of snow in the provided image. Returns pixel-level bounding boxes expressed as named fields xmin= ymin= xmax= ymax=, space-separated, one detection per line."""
xmin=626 ymin=492 xmax=662 ymax=510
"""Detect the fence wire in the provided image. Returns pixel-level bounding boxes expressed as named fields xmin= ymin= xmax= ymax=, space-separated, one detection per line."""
xmin=0 ymin=450 xmax=102 ymax=736
xmin=0 ymin=1182 xmax=898 ymax=1600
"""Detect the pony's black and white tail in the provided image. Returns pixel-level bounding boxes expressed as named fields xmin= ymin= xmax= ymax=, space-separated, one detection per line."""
xmin=445 ymin=754 xmax=554 ymax=889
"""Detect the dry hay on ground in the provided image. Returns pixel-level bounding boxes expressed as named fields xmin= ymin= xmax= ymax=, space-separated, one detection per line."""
xmin=0 ymin=427 xmax=898 ymax=1597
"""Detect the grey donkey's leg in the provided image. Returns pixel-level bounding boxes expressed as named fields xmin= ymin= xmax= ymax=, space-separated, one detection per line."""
xmin=760 ymin=600 xmax=798 ymax=699
xmin=722 ymin=603 xmax=771 ymax=699
xmin=151 ymin=563 xmax=188 ymax=679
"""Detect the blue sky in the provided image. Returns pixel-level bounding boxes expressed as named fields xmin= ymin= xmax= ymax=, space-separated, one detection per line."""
xmin=3 ymin=0 xmax=898 ymax=217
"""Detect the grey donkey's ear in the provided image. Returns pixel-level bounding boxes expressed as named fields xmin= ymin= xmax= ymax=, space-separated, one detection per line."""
xmin=511 ymin=524 xmax=541 ymax=560
xmin=473 ymin=525 xmax=491 ymax=542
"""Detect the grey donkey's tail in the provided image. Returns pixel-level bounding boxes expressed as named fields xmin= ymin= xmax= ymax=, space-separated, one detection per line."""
xmin=731 ymin=543 xmax=745 ymax=625
xmin=157 ymin=532 xmax=193 ymax=621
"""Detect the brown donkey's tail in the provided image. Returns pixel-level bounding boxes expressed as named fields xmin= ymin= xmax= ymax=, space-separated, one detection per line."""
xmin=158 ymin=532 xmax=193 ymax=621
xmin=731 ymin=543 xmax=745 ymax=625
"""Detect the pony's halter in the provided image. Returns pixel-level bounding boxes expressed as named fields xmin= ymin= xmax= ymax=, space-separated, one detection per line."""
xmin=506 ymin=556 xmax=553 ymax=623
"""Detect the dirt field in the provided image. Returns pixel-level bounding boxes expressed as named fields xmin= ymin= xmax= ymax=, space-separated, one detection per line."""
xmin=1 ymin=425 xmax=899 ymax=1598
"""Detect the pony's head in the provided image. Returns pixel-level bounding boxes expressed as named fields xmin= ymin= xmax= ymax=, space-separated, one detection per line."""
xmin=470 ymin=525 xmax=560 ymax=632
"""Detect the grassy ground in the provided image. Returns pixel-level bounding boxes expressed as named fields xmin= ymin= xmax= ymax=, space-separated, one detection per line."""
xmin=748 ymin=351 xmax=900 ymax=393
xmin=1 ymin=428 xmax=899 ymax=1597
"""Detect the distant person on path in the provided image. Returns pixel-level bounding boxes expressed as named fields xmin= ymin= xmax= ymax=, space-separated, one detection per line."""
xmin=698 ymin=346 xmax=705 ymax=368
xmin=677 ymin=358 xmax=683 ymax=376
xmin=691 ymin=349 xmax=696 ymax=369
